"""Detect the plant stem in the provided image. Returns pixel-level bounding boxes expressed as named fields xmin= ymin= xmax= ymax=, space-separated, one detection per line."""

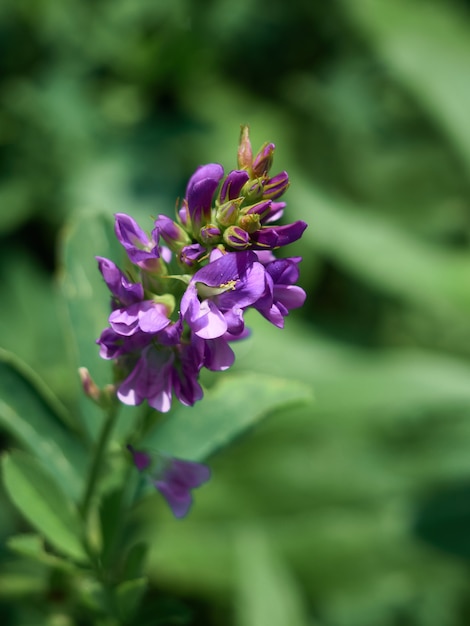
xmin=81 ymin=403 xmax=120 ymax=521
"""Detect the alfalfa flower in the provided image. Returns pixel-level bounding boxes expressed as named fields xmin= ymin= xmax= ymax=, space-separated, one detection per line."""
xmin=128 ymin=446 xmax=211 ymax=518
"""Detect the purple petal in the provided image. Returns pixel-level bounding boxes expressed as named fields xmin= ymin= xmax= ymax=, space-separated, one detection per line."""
xmin=114 ymin=213 xmax=160 ymax=266
xmin=155 ymin=458 xmax=210 ymax=518
xmin=262 ymin=171 xmax=289 ymax=199
xmin=252 ymin=142 xmax=275 ymax=177
xmin=250 ymin=221 xmax=307 ymax=249
xmin=186 ymin=164 xmax=224 ymax=231
xmin=96 ymin=257 xmax=144 ymax=305
xmin=127 ymin=445 xmax=152 ymax=472
xmin=219 ymin=170 xmax=250 ymax=203
xmin=155 ymin=480 xmax=193 ymax=518
xmin=117 ymin=347 xmax=174 ymax=412
xmin=181 ymin=284 xmax=228 ymax=339
xmin=192 ymin=251 xmax=257 ymax=288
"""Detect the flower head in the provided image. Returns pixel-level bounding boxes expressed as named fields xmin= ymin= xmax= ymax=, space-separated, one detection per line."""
xmin=95 ymin=126 xmax=307 ymax=414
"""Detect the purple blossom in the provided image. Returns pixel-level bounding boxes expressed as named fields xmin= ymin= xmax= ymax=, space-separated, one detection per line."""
xmin=108 ymin=300 xmax=171 ymax=336
xmin=185 ymin=164 xmax=224 ymax=233
xmin=114 ymin=213 xmax=160 ymax=269
xmin=253 ymin=257 xmax=306 ymax=328
xmin=250 ymin=220 xmax=307 ymax=249
xmin=96 ymin=257 xmax=144 ymax=306
xmin=219 ymin=170 xmax=250 ymax=204
xmin=128 ymin=446 xmax=211 ymax=518
xmin=182 ymin=251 xmax=267 ymax=337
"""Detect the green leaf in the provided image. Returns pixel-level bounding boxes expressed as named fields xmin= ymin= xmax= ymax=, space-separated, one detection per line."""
xmin=236 ymin=527 xmax=310 ymax=626
xmin=143 ymin=373 xmax=312 ymax=461
xmin=0 ymin=349 xmax=86 ymax=501
xmin=344 ymin=0 xmax=470 ymax=174
xmin=7 ymin=534 xmax=78 ymax=572
xmin=116 ymin=577 xmax=148 ymax=622
xmin=2 ymin=451 xmax=86 ymax=562
xmin=292 ymin=179 xmax=470 ymax=317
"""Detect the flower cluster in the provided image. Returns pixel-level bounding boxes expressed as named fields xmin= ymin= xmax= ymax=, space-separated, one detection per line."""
xmin=96 ymin=126 xmax=307 ymax=413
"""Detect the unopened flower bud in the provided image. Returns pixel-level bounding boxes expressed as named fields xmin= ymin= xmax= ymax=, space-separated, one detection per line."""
xmin=155 ymin=215 xmax=191 ymax=252
xmin=241 ymin=199 xmax=272 ymax=221
xmin=179 ymin=243 xmax=206 ymax=267
xmin=262 ymin=171 xmax=289 ymax=200
xmin=237 ymin=125 xmax=253 ymax=170
xmin=238 ymin=213 xmax=261 ymax=233
xmin=241 ymin=178 xmax=264 ymax=203
xmin=200 ymin=224 xmax=222 ymax=245
xmin=252 ymin=142 xmax=275 ymax=177
xmin=223 ymin=225 xmax=251 ymax=249
xmin=216 ymin=199 xmax=241 ymax=227
xmin=219 ymin=170 xmax=250 ymax=204
xmin=79 ymin=367 xmax=101 ymax=403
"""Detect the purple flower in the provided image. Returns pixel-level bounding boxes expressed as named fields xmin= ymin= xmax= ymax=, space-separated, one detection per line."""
xmin=128 ymin=446 xmax=211 ymax=518
xmin=182 ymin=251 xmax=267 ymax=337
xmin=154 ymin=214 xmax=190 ymax=252
xmin=250 ymin=220 xmax=307 ymax=249
xmin=219 ymin=170 xmax=250 ymax=204
xmin=117 ymin=345 xmax=176 ymax=413
xmin=253 ymin=257 xmax=306 ymax=328
xmin=108 ymin=300 xmax=171 ymax=336
xmin=97 ymin=257 xmax=144 ymax=307
xmin=185 ymin=164 xmax=224 ymax=233
xmin=114 ymin=213 xmax=161 ymax=270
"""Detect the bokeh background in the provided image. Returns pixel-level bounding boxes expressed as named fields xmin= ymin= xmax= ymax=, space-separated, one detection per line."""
xmin=2 ymin=0 xmax=470 ymax=624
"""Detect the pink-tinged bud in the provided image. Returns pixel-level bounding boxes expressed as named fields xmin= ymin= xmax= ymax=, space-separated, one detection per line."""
xmin=252 ymin=142 xmax=275 ymax=177
xmin=200 ymin=224 xmax=222 ymax=245
xmin=263 ymin=171 xmax=289 ymax=200
xmin=223 ymin=225 xmax=251 ymax=249
xmin=238 ymin=213 xmax=261 ymax=233
xmin=237 ymin=125 xmax=253 ymax=169
xmin=79 ymin=367 xmax=101 ymax=403
xmin=216 ymin=199 xmax=242 ymax=227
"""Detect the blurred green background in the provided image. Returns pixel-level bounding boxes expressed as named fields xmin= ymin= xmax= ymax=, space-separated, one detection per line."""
xmin=2 ymin=0 xmax=470 ymax=624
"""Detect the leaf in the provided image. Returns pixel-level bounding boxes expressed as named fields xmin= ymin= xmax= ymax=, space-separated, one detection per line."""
xmin=2 ymin=451 xmax=87 ymax=562
xmin=0 ymin=349 xmax=86 ymax=502
xmin=344 ymin=0 xmax=470 ymax=173
xmin=116 ymin=577 xmax=148 ymax=622
xmin=236 ymin=527 xmax=310 ymax=626
xmin=7 ymin=534 xmax=78 ymax=572
xmin=291 ymin=179 xmax=470 ymax=317
xmin=143 ymin=373 xmax=312 ymax=461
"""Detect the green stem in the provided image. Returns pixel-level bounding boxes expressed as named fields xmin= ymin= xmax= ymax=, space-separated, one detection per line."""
xmin=81 ymin=403 xmax=120 ymax=521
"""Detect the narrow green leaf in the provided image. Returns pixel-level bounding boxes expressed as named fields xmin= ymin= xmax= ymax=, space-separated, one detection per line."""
xmin=0 ymin=349 xmax=86 ymax=501
xmin=2 ymin=451 xmax=86 ymax=562
xmin=144 ymin=373 xmax=312 ymax=461
xmin=236 ymin=527 xmax=311 ymax=626
xmin=116 ymin=577 xmax=148 ymax=622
